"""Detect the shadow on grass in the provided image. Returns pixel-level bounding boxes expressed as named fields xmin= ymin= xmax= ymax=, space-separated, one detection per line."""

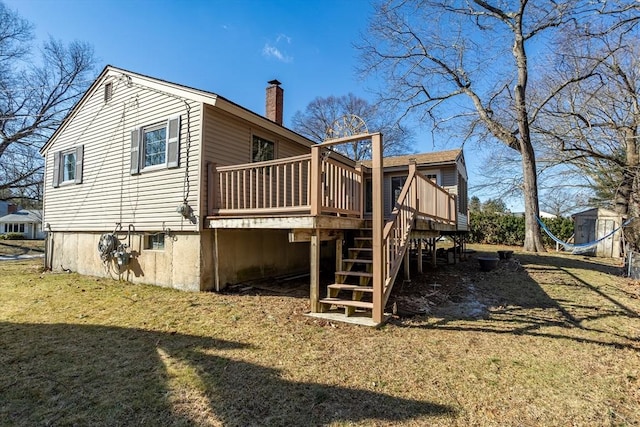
xmin=0 ymin=241 xmax=44 ymax=255
xmin=396 ymin=251 xmax=640 ymax=351
xmin=0 ymin=322 xmax=456 ymax=425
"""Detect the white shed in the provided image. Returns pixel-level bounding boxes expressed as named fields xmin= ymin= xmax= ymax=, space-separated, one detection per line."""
xmin=572 ymin=208 xmax=624 ymax=258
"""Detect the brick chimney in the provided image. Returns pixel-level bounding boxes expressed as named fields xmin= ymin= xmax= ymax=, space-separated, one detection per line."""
xmin=266 ymin=79 xmax=283 ymax=125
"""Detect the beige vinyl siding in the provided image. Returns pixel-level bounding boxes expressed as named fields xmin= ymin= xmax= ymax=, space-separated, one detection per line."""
xmin=44 ymin=72 xmax=201 ymax=232
xmin=200 ymin=105 xmax=310 ymax=217
xmin=202 ymin=106 xmax=308 ymax=166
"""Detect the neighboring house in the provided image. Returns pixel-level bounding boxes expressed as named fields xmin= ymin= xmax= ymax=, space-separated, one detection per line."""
xmin=0 ymin=209 xmax=44 ymax=239
xmin=362 ymin=150 xmax=469 ymax=232
xmin=41 ymin=65 xmax=468 ymax=325
xmin=572 ymin=208 xmax=625 ymax=258
xmin=0 ymin=201 xmax=19 ymax=217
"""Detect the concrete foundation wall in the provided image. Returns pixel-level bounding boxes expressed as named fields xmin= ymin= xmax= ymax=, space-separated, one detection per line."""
xmin=211 ymin=229 xmax=311 ymax=289
xmin=49 ymin=231 xmax=203 ymax=292
xmin=48 ymin=228 xmax=330 ymax=292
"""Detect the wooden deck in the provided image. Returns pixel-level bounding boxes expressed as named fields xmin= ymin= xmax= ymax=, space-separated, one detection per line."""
xmin=205 ymin=133 xmax=461 ymax=325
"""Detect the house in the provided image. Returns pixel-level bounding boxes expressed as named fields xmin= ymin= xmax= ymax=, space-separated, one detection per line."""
xmin=41 ymin=65 xmax=468 ymax=325
xmin=362 ymin=150 xmax=468 ymax=228
xmin=0 ymin=201 xmax=19 ymax=217
xmin=0 ymin=209 xmax=44 ymax=239
xmin=572 ymin=208 xmax=625 ymax=258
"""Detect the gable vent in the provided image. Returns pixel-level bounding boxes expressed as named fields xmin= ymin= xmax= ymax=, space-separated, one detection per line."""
xmin=104 ymin=82 xmax=113 ymax=102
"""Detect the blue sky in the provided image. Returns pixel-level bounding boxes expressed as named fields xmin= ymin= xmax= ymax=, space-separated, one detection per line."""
xmin=5 ymin=0 xmax=377 ymax=129
xmin=6 ymin=0 xmax=502 ymax=206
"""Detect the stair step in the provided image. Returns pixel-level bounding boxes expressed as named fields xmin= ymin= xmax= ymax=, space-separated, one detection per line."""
xmin=354 ymin=237 xmax=372 ymax=242
xmin=335 ymin=271 xmax=373 ymax=278
xmin=349 ymin=247 xmax=372 ymax=252
xmin=327 ymin=284 xmax=374 ymax=293
xmin=343 ymin=258 xmax=373 ymax=264
xmin=319 ymin=298 xmax=374 ymax=309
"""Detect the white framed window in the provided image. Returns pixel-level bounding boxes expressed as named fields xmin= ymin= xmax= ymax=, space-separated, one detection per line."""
xmin=52 ymin=145 xmax=83 ymax=187
xmin=143 ymin=123 xmax=167 ymax=168
xmin=131 ymin=116 xmax=180 ymax=174
xmin=145 ymin=233 xmax=165 ymax=250
xmin=421 ymin=170 xmax=440 ymax=185
xmin=5 ymin=224 xmax=25 ymax=233
xmin=62 ymin=151 xmax=76 ymax=182
xmin=252 ymin=135 xmax=275 ymax=162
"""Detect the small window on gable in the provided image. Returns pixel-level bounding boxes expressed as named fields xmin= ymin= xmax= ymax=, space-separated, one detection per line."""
xmin=52 ymin=145 xmax=84 ymax=188
xmin=104 ymin=82 xmax=113 ymax=102
xmin=426 ymin=173 xmax=437 ymax=183
xmin=130 ymin=116 xmax=180 ymax=174
xmin=145 ymin=233 xmax=165 ymax=250
xmin=252 ymin=136 xmax=274 ymax=162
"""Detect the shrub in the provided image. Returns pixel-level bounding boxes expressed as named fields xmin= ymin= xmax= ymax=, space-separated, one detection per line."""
xmin=3 ymin=233 xmax=25 ymax=240
xmin=469 ymin=212 xmax=574 ymax=248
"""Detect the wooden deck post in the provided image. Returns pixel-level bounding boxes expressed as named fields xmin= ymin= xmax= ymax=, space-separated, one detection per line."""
xmin=431 ymin=238 xmax=437 ymax=268
xmin=356 ymin=163 xmax=364 ymax=218
xmin=310 ymin=228 xmax=321 ymax=313
xmin=335 ymin=236 xmax=343 ymax=272
xmin=418 ymin=239 xmax=423 ymax=274
xmin=371 ymin=133 xmax=384 ymax=324
xmin=207 ymin=162 xmax=216 ymax=216
xmin=310 ymin=146 xmax=322 ymax=216
xmin=404 ymin=248 xmax=410 ymax=281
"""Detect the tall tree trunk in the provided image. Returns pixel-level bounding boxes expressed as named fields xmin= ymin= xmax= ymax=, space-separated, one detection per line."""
xmin=513 ymin=13 xmax=545 ymax=252
xmin=521 ymin=141 xmax=546 ymax=251
xmin=620 ymin=130 xmax=640 ymax=251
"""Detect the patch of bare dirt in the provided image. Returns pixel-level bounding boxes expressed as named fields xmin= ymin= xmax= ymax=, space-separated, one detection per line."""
xmin=389 ymin=253 xmax=524 ymax=319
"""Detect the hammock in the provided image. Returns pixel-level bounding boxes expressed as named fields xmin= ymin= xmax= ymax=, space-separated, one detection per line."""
xmin=537 ymin=216 xmax=634 ymax=254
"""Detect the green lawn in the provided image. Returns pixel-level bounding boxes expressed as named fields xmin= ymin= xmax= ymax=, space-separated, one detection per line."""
xmin=1 ymin=247 xmax=638 ymax=426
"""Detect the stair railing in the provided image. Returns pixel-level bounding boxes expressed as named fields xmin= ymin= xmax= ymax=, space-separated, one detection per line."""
xmin=381 ymin=162 xmax=419 ymax=303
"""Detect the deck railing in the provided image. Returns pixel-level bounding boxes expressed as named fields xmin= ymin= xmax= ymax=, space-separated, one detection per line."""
xmin=212 ymin=154 xmax=312 ymax=215
xmin=381 ymin=162 xmax=457 ymax=303
xmin=210 ymin=145 xmax=362 ymax=217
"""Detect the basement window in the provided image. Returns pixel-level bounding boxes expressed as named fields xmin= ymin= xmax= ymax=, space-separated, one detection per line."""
xmin=145 ymin=233 xmax=165 ymax=250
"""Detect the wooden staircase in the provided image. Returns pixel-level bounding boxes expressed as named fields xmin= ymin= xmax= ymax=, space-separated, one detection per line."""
xmin=319 ymin=230 xmax=376 ymax=316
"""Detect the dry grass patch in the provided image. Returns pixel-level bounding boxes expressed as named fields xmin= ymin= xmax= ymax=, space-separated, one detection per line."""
xmin=1 ymin=248 xmax=639 ymax=426
xmin=0 ymin=239 xmax=44 ymax=256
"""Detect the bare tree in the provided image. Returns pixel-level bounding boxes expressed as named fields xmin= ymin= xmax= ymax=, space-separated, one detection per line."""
xmin=358 ymin=0 xmax=638 ymax=252
xmin=0 ymin=1 xmax=95 ymax=204
xmin=291 ymin=93 xmax=413 ymax=160
xmin=536 ymin=26 xmax=640 ymax=246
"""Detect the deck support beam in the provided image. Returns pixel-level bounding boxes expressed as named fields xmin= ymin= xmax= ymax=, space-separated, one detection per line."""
xmin=431 ymin=238 xmax=437 ymax=268
xmin=404 ymin=248 xmax=410 ymax=282
xmin=371 ymin=133 xmax=384 ymax=324
xmin=335 ymin=236 xmax=343 ymax=272
xmin=310 ymin=228 xmax=322 ymax=313
xmin=417 ymin=239 xmax=423 ymax=274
